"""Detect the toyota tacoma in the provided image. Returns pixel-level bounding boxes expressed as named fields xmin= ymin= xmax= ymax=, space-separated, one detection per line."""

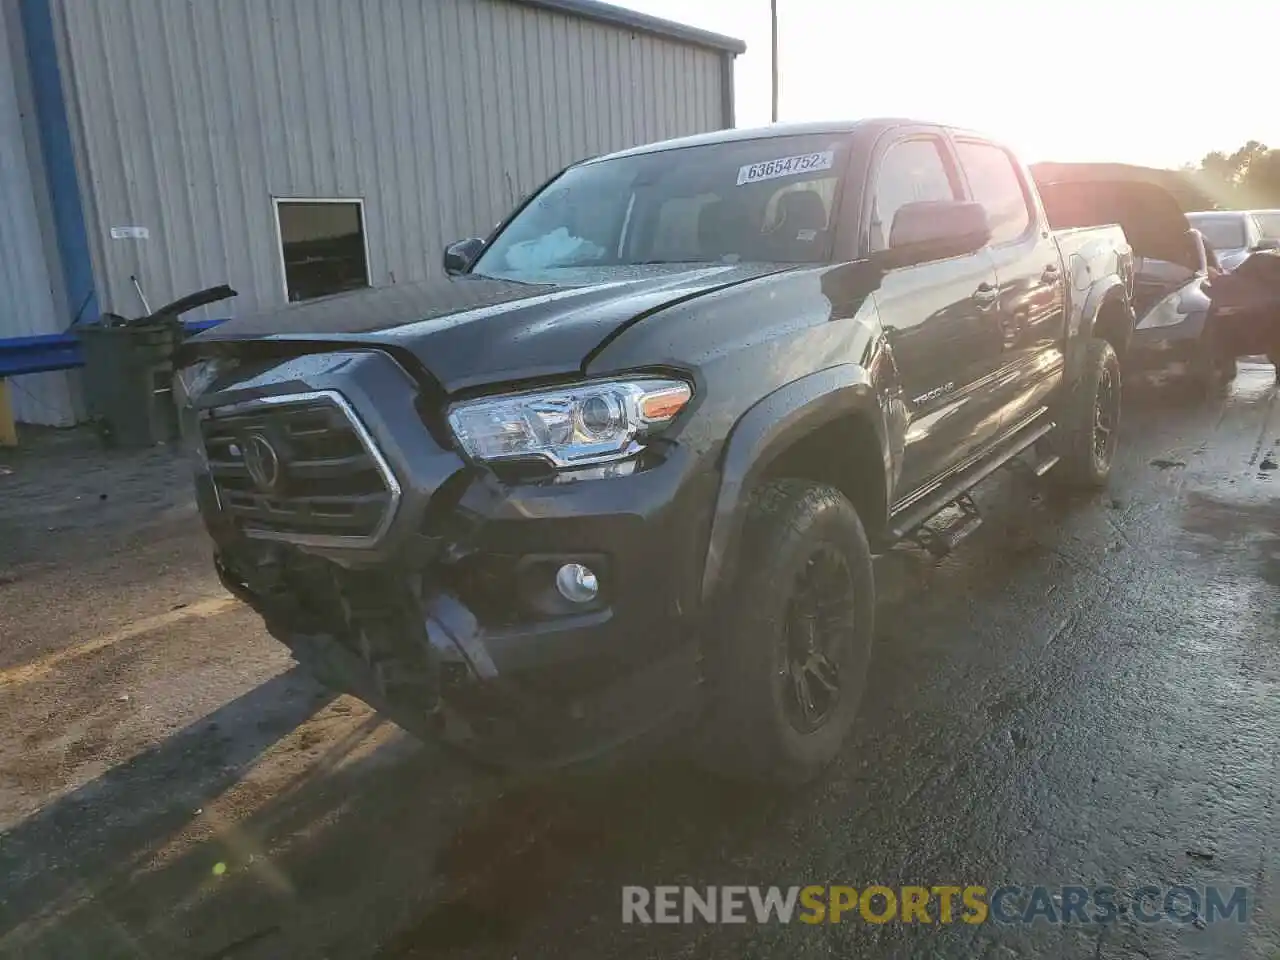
xmin=177 ymin=120 xmax=1135 ymax=782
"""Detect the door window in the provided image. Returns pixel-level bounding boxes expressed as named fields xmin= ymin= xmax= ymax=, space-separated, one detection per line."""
xmin=955 ymin=140 xmax=1032 ymax=245
xmin=869 ymin=138 xmax=959 ymax=252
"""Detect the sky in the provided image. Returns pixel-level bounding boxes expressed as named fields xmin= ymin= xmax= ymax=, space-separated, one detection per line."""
xmin=622 ymin=0 xmax=1279 ymax=169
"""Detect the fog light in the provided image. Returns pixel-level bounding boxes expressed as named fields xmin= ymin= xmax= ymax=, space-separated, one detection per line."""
xmin=554 ymin=563 xmax=599 ymax=603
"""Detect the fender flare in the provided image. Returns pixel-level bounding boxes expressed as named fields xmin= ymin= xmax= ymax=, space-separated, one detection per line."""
xmin=700 ymin=364 xmax=888 ymax=603
xmin=1069 ymin=277 xmax=1132 ymax=382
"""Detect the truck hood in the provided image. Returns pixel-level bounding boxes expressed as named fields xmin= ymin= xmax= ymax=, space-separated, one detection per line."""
xmin=189 ymin=263 xmax=784 ymax=392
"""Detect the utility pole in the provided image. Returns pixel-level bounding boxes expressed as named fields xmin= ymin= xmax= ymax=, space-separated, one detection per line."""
xmin=770 ymin=0 xmax=779 ymax=122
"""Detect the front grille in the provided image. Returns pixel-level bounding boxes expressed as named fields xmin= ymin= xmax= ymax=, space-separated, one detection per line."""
xmin=201 ymin=392 xmax=398 ymax=544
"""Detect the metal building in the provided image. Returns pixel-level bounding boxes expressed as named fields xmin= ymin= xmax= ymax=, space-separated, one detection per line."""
xmin=0 ymin=0 xmax=743 ymax=426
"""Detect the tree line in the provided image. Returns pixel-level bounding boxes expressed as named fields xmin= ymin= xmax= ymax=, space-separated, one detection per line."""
xmin=1181 ymin=142 xmax=1280 ymax=210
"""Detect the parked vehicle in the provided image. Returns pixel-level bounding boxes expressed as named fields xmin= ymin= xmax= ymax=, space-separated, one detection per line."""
xmin=176 ymin=120 xmax=1134 ymax=782
xmin=1034 ymin=164 xmax=1244 ymax=393
xmin=1202 ymin=249 xmax=1280 ymax=382
xmin=1187 ymin=210 xmax=1280 ymax=272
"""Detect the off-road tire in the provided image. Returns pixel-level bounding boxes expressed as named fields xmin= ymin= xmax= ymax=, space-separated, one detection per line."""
xmin=1050 ymin=338 xmax=1121 ymax=489
xmin=696 ymin=479 xmax=875 ymax=784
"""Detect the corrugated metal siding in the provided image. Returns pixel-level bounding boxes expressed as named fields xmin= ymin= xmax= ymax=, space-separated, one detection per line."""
xmin=0 ymin=0 xmax=78 ymax=425
xmin=51 ymin=0 xmax=728 ymax=324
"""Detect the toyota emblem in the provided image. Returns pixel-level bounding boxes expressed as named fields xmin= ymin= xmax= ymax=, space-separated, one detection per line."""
xmin=241 ymin=432 xmax=283 ymax=493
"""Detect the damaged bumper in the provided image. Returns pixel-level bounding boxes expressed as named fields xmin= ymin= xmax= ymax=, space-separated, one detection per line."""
xmin=191 ymin=348 xmax=712 ymax=768
xmin=1129 ymin=308 xmax=1207 ymax=375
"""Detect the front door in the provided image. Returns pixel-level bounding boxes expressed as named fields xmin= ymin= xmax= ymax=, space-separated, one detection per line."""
xmin=953 ymin=137 xmax=1066 ymax=432
xmin=868 ymin=134 xmax=1006 ymax=497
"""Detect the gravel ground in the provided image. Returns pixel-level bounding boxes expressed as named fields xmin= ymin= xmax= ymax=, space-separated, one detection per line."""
xmin=1 ymin=365 xmax=1277 ymax=960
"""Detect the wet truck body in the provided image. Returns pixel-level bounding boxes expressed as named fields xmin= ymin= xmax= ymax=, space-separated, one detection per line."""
xmin=178 ymin=120 xmax=1134 ymax=780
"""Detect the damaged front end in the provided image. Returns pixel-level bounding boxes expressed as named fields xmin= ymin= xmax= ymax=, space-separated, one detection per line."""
xmin=177 ymin=344 xmax=706 ymax=769
xmin=212 ymin=531 xmax=544 ymax=765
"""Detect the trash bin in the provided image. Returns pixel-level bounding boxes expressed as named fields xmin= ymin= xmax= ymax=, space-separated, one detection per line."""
xmin=75 ymin=319 xmax=182 ymax=448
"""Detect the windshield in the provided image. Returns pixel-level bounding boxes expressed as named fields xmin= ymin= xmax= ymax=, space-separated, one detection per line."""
xmin=472 ymin=134 xmax=849 ymax=279
xmin=1189 ymin=215 xmax=1247 ymax=251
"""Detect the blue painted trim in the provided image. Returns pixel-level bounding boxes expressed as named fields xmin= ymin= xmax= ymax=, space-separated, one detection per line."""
xmin=0 ymin=319 xmax=228 ymax=378
xmin=19 ymin=0 xmax=97 ymax=326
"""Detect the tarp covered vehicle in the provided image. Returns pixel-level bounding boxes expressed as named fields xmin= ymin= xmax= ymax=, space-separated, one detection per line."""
xmin=1201 ymin=251 xmax=1280 ymax=380
xmin=1031 ymin=162 xmax=1248 ymax=392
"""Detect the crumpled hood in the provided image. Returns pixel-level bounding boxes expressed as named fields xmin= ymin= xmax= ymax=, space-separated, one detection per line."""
xmin=189 ymin=264 xmax=785 ymax=392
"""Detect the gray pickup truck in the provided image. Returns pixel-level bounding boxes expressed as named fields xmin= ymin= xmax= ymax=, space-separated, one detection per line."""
xmin=177 ymin=119 xmax=1135 ymax=782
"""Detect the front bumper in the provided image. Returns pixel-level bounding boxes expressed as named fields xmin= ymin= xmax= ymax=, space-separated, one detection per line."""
xmin=193 ymin=349 xmax=715 ymax=768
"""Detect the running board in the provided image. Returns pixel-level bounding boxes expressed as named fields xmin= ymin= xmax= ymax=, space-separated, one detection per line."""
xmin=888 ymin=419 xmax=1057 ymax=542
xmin=909 ymin=493 xmax=982 ymax=559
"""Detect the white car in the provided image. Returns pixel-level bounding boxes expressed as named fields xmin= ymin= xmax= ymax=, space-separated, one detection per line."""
xmin=1187 ymin=209 xmax=1280 ymax=271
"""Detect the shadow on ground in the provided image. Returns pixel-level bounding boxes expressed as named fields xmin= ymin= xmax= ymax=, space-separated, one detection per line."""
xmin=0 ymin=668 xmax=332 ymax=953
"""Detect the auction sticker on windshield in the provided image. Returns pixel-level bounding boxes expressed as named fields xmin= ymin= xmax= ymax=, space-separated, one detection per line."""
xmin=737 ymin=151 xmax=835 ymax=186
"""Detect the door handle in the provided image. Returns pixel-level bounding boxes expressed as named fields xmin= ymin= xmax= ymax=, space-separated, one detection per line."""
xmin=1041 ymin=264 xmax=1061 ymax=282
xmin=974 ymin=282 xmax=998 ymax=304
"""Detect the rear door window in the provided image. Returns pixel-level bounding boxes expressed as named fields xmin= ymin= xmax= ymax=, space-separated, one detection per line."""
xmin=955 ymin=140 xmax=1033 ymax=245
xmin=1190 ymin=216 xmax=1247 ymax=250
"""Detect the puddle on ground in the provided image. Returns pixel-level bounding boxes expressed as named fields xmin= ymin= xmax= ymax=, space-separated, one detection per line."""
xmin=1180 ymin=492 xmax=1280 ymax=588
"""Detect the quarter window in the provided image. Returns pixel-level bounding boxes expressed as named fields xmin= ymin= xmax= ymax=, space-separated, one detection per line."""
xmin=1253 ymin=212 xmax=1280 ymax=241
xmin=870 ymin=138 xmax=958 ymax=252
xmin=955 ymin=141 xmax=1032 ymax=245
xmin=275 ymin=199 xmax=370 ymax=302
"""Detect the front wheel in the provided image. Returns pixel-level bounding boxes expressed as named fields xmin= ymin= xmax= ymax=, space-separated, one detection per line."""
xmin=697 ymin=479 xmax=876 ymax=784
xmin=1050 ymin=338 xmax=1121 ymax=489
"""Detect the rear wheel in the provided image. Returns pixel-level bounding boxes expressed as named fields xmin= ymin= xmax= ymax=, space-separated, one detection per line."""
xmin=697 ymin=479 xmax=875 ymax=784
xmin=1050 ymin=338 xmax=1121 ymax=489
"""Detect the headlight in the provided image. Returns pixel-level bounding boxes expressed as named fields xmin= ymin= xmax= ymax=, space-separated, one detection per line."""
xmin=447 ymin=377 xmax=692 ymax=468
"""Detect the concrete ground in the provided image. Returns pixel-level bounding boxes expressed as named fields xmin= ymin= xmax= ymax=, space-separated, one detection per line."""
xmin=1 ymin=364 xmax=1277 ymax=960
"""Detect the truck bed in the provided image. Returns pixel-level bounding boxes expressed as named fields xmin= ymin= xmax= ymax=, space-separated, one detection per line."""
xmin=1054 ymin=224 xmax=1132 ymax=299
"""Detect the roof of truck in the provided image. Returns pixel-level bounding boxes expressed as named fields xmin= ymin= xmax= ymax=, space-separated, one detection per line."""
xmin=587 ymin=118 xmax=919 ymax=163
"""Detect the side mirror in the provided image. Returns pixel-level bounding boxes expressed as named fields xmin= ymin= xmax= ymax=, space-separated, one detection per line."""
xmin=882 ymin=200 xmax=991 ymax=269
xmin=443 ymin=238 xmax=485 ymax=275
xmin=1251 ymin=238 xmax=1280 ymax=252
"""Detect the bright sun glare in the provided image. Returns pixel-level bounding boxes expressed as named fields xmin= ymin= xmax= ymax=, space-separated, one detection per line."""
xmin=626 ymin=0 xmax=1280 ymax=169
